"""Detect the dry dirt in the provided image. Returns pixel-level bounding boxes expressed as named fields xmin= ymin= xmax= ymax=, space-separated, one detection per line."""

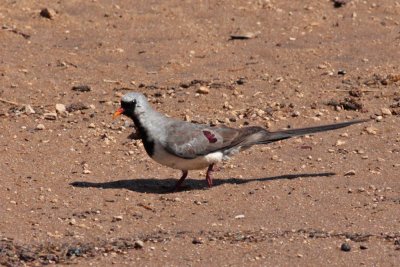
xmin=1 ymin=0 xmax=400 ymax=266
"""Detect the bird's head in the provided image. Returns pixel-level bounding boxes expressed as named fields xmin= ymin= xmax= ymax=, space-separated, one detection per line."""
xmin=113 ymin=92 xmax=148 ymax=119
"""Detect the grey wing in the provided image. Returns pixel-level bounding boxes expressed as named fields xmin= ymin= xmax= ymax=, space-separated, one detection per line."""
xmin=164 ymin=122 xmax=262 ymax=159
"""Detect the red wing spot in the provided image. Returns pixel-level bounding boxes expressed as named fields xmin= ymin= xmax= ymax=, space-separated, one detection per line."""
xmin=203 ymin=131 xmax=218 ymax=143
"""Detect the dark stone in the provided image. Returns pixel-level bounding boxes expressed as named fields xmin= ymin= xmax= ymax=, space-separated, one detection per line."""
xmin=332 ymin=0 xmax=351 ymax=8
xmin=341 ymin=242 xmax=351 ymax=252
xmin=192 ymin=238 xmax=203 ymax=244
xmin=236 ymin=78 xmax=246 ymax=85
xmin=40 ymin=8 xmax=56 ymax=19
xmin=341 ymin=98 xmax=363 ymax=111
xmin=72 ymin=85 xmax=91 ymax=92
xmin=66 ymin=247 xmax=82 ymax=257
xmin=349 ymin=90 xmax=363 ymax=98
xmin=19 ymin=249 xmax=36 ymax=262
xmin=66 ymin=103 xmax=89 ymax=112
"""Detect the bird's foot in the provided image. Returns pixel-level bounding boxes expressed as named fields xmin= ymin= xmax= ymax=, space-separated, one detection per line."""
xmin=205 ymin=164 xmax=214 ymax=188
xmin=172 ymin=170 xmax=188 ymax=192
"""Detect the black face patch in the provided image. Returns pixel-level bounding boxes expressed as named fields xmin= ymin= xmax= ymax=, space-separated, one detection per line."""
xmin=121 ymin=100 xmax=136 ymax=114
xmin=203 ymin=131 xmax=217 ymax=143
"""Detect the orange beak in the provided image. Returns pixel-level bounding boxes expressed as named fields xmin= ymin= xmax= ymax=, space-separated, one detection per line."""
xmin=113 ymin=107 xmax=124 ymax=119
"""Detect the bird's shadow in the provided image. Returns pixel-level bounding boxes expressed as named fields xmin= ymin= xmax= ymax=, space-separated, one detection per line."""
xmin=70 ymin=172 xmax=335 ymax=194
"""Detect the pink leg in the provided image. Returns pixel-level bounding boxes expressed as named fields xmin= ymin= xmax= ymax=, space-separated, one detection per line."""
xmin=173 ymin=170 xmax=188 ymax=191
xmin=205 ymin=164 xmax=214 ymax=188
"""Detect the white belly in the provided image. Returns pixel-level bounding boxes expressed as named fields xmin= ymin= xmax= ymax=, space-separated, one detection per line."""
xmin=150 ymin=143 xmax=225 ymax=170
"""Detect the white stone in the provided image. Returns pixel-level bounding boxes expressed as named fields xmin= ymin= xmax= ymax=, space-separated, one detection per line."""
xmin=36 ymin=124 xmax=45 ymax=130
xmin=55 ymin=104 xmax=66 ymax=114
xmin=381 ymin=108 xmax=392 ymax=116
xmin=197 ymin=86 xmax=210 ymax=94
xmin=23 ymin=105 xmax=35 ymax=114
xmin=344 ymin=170 xmax=356 ymax=176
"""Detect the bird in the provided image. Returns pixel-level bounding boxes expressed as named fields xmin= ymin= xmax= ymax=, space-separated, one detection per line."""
xmin=113 ymin=92 xmax=369 ymax=190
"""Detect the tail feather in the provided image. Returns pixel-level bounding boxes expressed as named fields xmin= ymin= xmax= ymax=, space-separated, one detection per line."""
xmin=259 ymin=119 xmax=370 ymax=144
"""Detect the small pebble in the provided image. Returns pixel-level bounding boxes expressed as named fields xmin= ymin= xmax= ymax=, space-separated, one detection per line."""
xmin=235 ymin=214 xmax=245 ymax=219
xmin=66 ymin=103 xmax=89 ymax=112
xmin=381 ymin=108 xmax=392 ymax=116
xmin=88 ymin=123 xmax=96 ymax=128
xmin=271 ymin=155 xmax=279 ymax=161
xmin=55 ymin=103 xmax=66 ymax=114
xmin=36 ymin=124 xmax=45 ymax=130
xmin=112 ymin=215 xmax=123 ymax=222
xmin=335 ymin=140 xmax=346 ymax=146
xmin=40 ymin=8 xmax=57 ymax=19
xmin=196 ymin=86 xmax=210 ymax=94
xmin=230 ymin=32 xmax=258 ymax=39
xmin=134 ymin=240 xmax=144 ymax=249
xmin=344 ymin=170 xmax=356 ymax=176
xmin=291 ymin=111 xmax=300 ymax=117
xmin=360 ymin=244 xmax=368 ymax=250
xmin=333 ymin=0 xmax=351 ymax=8
xmin=192 ymin=238 xmax=203 ymax=244
xmin=341 ymin=242 xmax=351 ymax=252
xmin=44 ymin=112 xmax=57 ymax=120
xmin=236 ymin=77 xmax=246 ymax=85
xmin=364 ymin=126 xmax=377 ymax=135
xmin=23 ymin=105 xmax=35 ymax=115
xmin=72 ymin=85 xmax=91 ymax=92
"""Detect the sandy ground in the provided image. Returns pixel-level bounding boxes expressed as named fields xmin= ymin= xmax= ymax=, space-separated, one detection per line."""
xmin=1 ymin=0 xmax=399 ymax=266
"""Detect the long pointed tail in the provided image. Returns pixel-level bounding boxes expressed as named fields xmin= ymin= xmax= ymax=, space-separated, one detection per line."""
xmin=259 ymin=119 xmax=370 ymax=144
